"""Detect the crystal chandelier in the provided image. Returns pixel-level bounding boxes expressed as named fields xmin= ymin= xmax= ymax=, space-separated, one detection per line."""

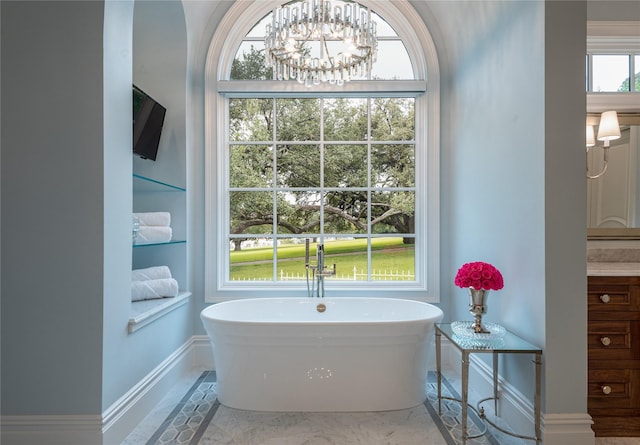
xmin=265 ymin=0 xmax=378 ymax=86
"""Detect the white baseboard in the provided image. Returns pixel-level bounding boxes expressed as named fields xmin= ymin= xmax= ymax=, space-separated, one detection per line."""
xmin=1 ymin=415 xmax=103 ymax=445
xmin=439 ymin=339 xmax=595 ymax=445
xmin=1 ymin=336 xmax=215 ymax=445
xmin=542 ymin=413 xmax=595 ymax=445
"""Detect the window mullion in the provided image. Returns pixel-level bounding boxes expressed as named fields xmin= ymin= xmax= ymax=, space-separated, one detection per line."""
xmin=366 ymin=98 xmax=373 ymax=280
xmin=272 ymin=98 xmax=278 ymax=282
xmin=320 ymin=98 xmax=325 ymax=240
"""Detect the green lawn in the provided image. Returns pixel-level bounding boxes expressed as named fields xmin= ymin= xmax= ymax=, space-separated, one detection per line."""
xmin=230 ymin=237 xmax=415 ymax=281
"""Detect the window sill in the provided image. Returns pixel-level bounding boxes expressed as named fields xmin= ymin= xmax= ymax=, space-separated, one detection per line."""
xmin=128 ymin=291 xmax=191 ymax=333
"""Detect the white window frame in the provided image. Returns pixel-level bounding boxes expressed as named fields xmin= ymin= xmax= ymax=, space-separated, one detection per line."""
xmin=587 ymin=21 xmax=640 ymax=108
xmin=204 ymin=0 xmax=440 ymax=303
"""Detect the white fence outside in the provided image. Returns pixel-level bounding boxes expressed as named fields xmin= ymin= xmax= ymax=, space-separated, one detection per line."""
xmin=278 ymin=265 xmax=414 ymax=281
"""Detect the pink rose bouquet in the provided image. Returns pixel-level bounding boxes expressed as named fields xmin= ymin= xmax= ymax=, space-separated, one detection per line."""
xmin=454 ymin=261 xmax=504 ymax=291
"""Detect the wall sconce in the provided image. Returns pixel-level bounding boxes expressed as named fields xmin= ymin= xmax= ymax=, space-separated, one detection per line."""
xmin=587 ymin=110 xmax=621 ymax=179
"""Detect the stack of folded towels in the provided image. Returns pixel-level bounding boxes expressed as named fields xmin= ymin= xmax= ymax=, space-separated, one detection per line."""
xmin=133 ymin=212 xmax=172 ymax=245
xmin=131 ymin=265 xmax=179 ymax=301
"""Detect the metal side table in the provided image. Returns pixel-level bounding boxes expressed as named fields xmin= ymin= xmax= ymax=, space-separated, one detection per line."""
xmin=435 ymin=323 xmax=542 ymax=444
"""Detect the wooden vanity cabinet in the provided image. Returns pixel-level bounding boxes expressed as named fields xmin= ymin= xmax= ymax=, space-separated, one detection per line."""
xmin=587 ymin=275 xmax=640 ymax=436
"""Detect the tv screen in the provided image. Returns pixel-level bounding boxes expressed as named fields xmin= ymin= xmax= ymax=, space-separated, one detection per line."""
xmin=133 ymin=85 xmax=166 ymax=161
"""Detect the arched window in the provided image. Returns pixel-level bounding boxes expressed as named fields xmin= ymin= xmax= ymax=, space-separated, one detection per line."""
xmin=205 ymin=0 xmax=440 ymax=302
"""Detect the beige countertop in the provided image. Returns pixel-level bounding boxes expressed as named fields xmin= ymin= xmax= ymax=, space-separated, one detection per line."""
xmin=587 ymin=262 xmax=640 ymax=276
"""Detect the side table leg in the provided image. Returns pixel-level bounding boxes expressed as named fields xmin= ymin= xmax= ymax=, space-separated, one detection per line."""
xmin=436 ymin=329 xmax=442 ymax=414
xmin=493 ymin=351 xmax=499 ymax=416
xmin=461 ymin=351 xmax=469 ymax=445
xmin=534 ymin=352 xmax=542 ymax=443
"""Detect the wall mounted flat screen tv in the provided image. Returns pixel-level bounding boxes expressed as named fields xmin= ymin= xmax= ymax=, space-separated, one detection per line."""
xmin=133 ymin=85 xmax=166 ymax=161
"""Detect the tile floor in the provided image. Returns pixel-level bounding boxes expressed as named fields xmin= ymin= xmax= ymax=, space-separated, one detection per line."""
xmin=122 ymin=367 xmax=639 ymax=445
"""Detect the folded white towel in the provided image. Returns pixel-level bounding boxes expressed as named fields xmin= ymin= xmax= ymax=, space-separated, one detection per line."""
xmin=134 ymin=226 xmax=172 ymax=244
xmin=132 ymin=265 xmax=172 ymax=282
xmin=131 ymin=278 xmax=179 ymax=301
xmin=133 ymin=212 xmax=171 ymax=227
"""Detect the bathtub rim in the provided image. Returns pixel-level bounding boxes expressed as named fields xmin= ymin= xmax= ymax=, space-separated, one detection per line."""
xmin=200 ymin=296 xmax=444 ymax=326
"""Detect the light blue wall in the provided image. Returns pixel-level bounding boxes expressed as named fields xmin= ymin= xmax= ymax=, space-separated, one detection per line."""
xmin=1 ymin=0 xmax=196 ymax=421
xmin=1 ymin=1 xmax=106 ymax=414
xmin=182 ymin=1 xmax=235 ymax=336
xmin=102 ymin=0 xmax=194 ymax=413
xmin=413 ymin=0 xmax=588 ymax=416
xmin=102 ymin=0 xmax=136 ymax=413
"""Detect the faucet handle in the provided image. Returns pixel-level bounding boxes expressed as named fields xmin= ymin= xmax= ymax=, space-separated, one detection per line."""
xmin=305 ymin=238 xmax=310 ymax=266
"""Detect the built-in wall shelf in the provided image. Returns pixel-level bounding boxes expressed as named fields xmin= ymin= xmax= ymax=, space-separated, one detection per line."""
xmin=128 ymin=291 xmax=191 ymax=333
xmin=133 ymin=173 xmax=185 ymax=192
xmin=133 ymin=240 xmax=186 ymax=248
xmin=132 ymin=169 xmax=188 ymax=333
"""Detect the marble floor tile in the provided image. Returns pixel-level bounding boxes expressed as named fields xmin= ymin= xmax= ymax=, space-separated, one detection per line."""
xmin=122 ymin=366 xmax=636 ymax=445
xmin=199 ymin=405 xmax=449 ymax=445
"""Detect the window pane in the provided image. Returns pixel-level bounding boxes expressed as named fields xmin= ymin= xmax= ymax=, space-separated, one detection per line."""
xmin=277 ymin=191 xmax=321 ymax=235
xmin=370 ymin=236 xmax=415 ymax=281
xmin=592 ymin=55 xmax=630 ymax=92
xmin=229 ymin=237 xmax=274 ymax=281
xmin=320 ymin=238 xmax=367 ymax=281
xmin=371 ymin=41 xmax=414 ymax=80
xmin=325 ymin=144 xmax=368 ymax=187
xmin=231 ymin=43 xmax=271 ymax=80
xmin=371 ymin=98 xmax=415 ymax=141
xmin=636 ymin=55 xmax=640 ymax=92
xmin=276 ymin=98 xmax=321 ymax=140
xmin=324 ymin=98 xmax=368 ymax=141
xmin=372 ymin=11 xmax=398 ymax=37
xmin=245 ymin=13 xmax=270 ymax=38
xmin=229 ymin=145 xmax=273 ymax=188
xmin=276 ymin=144 xmax=321 ymax=187
xmin=230 ymin=98 xmax=272 ymax=141
xmin=276 ymin=238 xmax=308 ymax=282
xmin=586 ymin=54 xmax=589 ymax=91
xmin=324 ymin=191 xmax=368 ymax=234
xmin=371 ymin=191 xmax=415 ymax=234
xmin=371 ymin=144 xmax=415 ymax=187
xmin=230 ymin=191 xmax=274 ymax=234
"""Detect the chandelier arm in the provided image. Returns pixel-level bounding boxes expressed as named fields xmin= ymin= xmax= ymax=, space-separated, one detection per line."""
xmin=321 ymin=36 xmax=335 ymax=70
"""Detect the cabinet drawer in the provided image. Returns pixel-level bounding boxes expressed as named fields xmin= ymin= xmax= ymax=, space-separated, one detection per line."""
xmin=588 ymin=277 xmax=640 ymax=311
xmin=588 ymin=288 xmax=638 ymax=310
xmin=588 ymin=369 xmax=640 ymax=409
xmin=588 ymin=320 xmax=639 ymax=360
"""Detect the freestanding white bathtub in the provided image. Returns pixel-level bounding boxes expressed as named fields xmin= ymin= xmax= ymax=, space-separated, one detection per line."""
xmin=200 ymin=297 xmax=444 ymax=412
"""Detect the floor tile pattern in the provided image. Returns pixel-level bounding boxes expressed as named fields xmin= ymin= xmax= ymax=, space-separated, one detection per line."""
xmin=145 ymin=372 xmax=220 ymax=445
xmin=124 ymin=367 xmax=638 ymax=445
xmin=143 ymin=371 xmax=504 ymax=445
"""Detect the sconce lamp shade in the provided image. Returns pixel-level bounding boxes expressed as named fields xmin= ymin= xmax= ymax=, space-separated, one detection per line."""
xmin=586 ymin=125 xmax=596 ymax=147
xmin=597 ymin=110 xmax=621 ymax=145
xmin=587 ymin=110 xmax=621 ymax=179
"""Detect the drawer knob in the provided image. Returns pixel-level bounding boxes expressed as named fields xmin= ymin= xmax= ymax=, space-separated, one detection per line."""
xmin=602 ymin=385 xmax=612 ymax=395
xmin=600 ymin=294 xmax=611 ymax=303
xmin=600 ymin=337 xmax=611 ymax=346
